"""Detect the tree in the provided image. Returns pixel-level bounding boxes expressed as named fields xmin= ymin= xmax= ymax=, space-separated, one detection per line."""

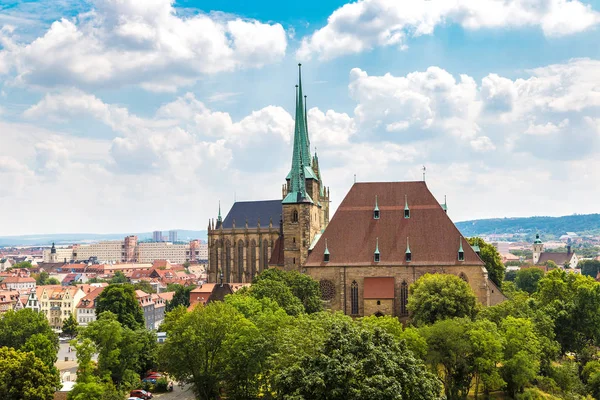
xmin=467 ymin=320 xmax=505 ymax=398
xmin=0 ymin=308 xmax=59 ymax=367
xmin=408 ymin=273 xmax=478 ymax=326
xmin=467 ymin=237 xmax=505 ymax=287
xmin=276 ymin=319 xmax=442 ymax=400
xmin=545 ymin=260 xmax=559 ymax=270
xmin=95 ymin=284 xmax=144 ymax=330
xmin=0 ymin=347 xmax=60 ymax=400
xmin=62 ymin=313 xmax=79 ymax=338
xmin=504 ymin=270 xmax=518 ymax=282
xmin=580 ymin=259 xmax=600 ymax=278
xmin=253 ymin=268 xmax=322 ymax=313
xmin=109 ymin=271 xmax=128 ymax=284
xmin=165 ymin=284 xmax=196 ymax=312
xmin=132 ymin=281 xmax=156 ymax=294
xmin=500 ymin=317 xmax=540 ymax=397
xmin=248 ymin=279 xmax=305 ymax=316
xmin=515 ymin=268 xmax=545 ymax=294
xmin=13 ymin=261 xmax=32 ymax=269
xmin=47 ymin=277 xmax=61 ymax=285
xmin=159 ymin=302 xmax=251 ymax=400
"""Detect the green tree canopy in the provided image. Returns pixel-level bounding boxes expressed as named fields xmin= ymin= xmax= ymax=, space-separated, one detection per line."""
xmin=159 ymin=301 xmax=250 ymax=400
xmin=500 ymin=317 xmax=541 ymax=397
xmin=515 ymin=268 xmax=545 ymax=294
xmin=165 ymin=284 xmax=196 ymax=312
xmin=248 ymin=279 xmax=305 ymax=316
xmin=109 ymin=271 xmax=128 ymax=284
xmin=95 ymin=284 xmax=144 ymax=330
xmin=467 ymin=237 xmax=505 ymax=287
xmin=276 ymin=319 xmax=442 ymax=400
xmin=0 ymin=308 xmax=58 ymax=367
xmin=580 ymin=259 xmax=600 ymax=278
xmin=13 ymin=261 xmax=33 ymax=269
xmin=62 ymin=313 xmax=78 ymax=338
xmin=132 ymin=281 xmax=156 ymax=294
xmin=408 ymin=273 xmax=478 ymax=326
xmin=253 ymin=268 xmax=322 ymax=313
xmin=0 ymin=347 xmax=60 ymax=400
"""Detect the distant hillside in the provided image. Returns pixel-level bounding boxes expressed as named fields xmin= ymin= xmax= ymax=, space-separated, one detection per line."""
xmin=0 ymin=230 xmax=208 ymax=247
xmin=456 ymin=214 xmax=600 ymax=238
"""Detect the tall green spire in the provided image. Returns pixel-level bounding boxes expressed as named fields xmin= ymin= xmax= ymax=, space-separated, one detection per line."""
xmin=286 ymin=64 xmax=317 ymax=182
xmin=284 ymin=65 xmax=315 ymax=204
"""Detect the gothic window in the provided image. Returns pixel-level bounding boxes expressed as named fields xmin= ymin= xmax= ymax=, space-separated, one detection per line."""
xmin=250 ymin=240 xmax=257 ymax=281
xmin=292 ymin=210 xmax=299 ymax=223
xmin=351 ymin=281 xmax=359 ymax=315
xmin=225 ymin=241 xmax=231 ymax=283
xmin=261 ymin=240 xmax=269 ymax=271
xmin=400 ymin=281 xmax=409 ymax=316
xmin=237 ymin=240 xmax=244 ymax=283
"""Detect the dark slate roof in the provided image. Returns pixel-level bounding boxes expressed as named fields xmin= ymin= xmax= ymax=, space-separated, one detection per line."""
xmin=305 ymin=181 xmax=484 ymax=267
xmin=222 ymin=200 xmax=282 ymax=229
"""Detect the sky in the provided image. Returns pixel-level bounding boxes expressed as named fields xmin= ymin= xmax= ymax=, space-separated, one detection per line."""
xmin=0 ymin=0 xmax=599 ymax=236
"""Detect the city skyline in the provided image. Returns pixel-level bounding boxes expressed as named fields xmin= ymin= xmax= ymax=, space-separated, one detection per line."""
xmin=1 ymin=0 xmax=600 ymax=236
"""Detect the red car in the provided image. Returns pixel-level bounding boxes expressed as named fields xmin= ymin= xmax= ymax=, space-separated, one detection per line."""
xmin=130 ymin=389 xmax=152 ymax=399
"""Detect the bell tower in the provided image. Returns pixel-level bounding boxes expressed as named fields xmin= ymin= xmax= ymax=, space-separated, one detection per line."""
xmin=532 ymin=234 xmax=544 ymax=264
xmin=282 ymin=64 xmax=328 ymax=271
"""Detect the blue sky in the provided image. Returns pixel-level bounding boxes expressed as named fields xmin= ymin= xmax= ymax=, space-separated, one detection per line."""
xmin=0 ymin=0 xmax=599 ymax=235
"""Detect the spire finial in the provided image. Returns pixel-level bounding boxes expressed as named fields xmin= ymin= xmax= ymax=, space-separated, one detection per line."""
xmin=422 ymin=165 xmax=426 ymax=181
xmin=375 ymin=237 xmax=380 ymax=253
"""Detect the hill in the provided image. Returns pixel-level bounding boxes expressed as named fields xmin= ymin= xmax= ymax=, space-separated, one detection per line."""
xmin=456 ymin=214 xmax=600 ymax=238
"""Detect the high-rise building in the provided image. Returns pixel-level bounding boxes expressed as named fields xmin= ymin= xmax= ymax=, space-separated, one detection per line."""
xmin=153 ymin=231 xmax=162 ymax=242
xmin=169 ymin=230 xmax=178 ymax=243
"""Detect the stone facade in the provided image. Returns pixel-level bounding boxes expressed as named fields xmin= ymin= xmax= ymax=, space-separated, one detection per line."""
xmin=306 ymin=264 xmax=490 ymax=318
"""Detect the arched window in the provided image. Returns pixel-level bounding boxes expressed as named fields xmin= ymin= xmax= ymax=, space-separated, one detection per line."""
xmin=350 ymin=281 xmax=359 ymax=315
xmin=237 ymin=240 xmax=244 ymax=283
xmin=261 ymin=240 xmax=269 ymax=271
xmin=400 ymin=281 xmax=409 ymax=316
xmin=292 ymin=210 xmax=299 ymax=223
xmin=250 ymin=240 xmax=257 ymax=281
xmin=225 ymin=241 xmax=231 ymax=283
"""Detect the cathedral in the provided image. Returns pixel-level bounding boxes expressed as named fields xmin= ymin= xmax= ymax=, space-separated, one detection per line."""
xmin=207 ymin=65 xmax=329 ymax=284
xmin=207 ymin=65 xmax=505 ymax=316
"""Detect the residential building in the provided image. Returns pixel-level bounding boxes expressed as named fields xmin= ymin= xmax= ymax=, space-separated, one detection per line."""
xmin=2 ymin=276 xmax=36 ymax=291
xmin=37 ymin=285 xmax=86 ymax=330
xmin=44 ymin=243 xmax=73 ymax=263
xmin=73 ymin=241 xmax=122 ymax=262
xmin=169 ymin=230 xmax=178 ymax=243
xmin=137 ymin=242 xmax=191 ymax=264
xmin=153 ymin=231 xmax=162 ymax=242
xmin=76 ymin=287 xmax=104 ymax=326
xmin=136 ymin=290 xmax=157 ymax=330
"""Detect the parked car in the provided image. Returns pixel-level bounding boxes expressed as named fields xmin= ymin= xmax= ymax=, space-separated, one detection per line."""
xmin=130 ymin=389 xmax=152 ymax=399
xmin=141 ymin=377 xmax=157 ymax=384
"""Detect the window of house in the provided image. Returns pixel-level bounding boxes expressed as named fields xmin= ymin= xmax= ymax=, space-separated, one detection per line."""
xmin=351 ymin=281 xmax=359 ymax=315
xmin=292 ymin=210 xmax=299 ymax=223
xmin=458 ymin=251 xmax=464 ymax=261
xmin=374 ymin=210 xmax=380 ymax=219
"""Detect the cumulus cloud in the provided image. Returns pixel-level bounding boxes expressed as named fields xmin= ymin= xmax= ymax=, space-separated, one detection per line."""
xmin=297 ymin=0 xmax=600 ymax=60
xmin=0 ymin=0 xmax=287 ymax=91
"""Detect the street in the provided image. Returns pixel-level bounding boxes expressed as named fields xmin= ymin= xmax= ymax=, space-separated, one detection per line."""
xmin=153 ymin=386 xmax=195 ymax=399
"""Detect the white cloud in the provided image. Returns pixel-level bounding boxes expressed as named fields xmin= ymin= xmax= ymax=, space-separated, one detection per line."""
xmin=0 ymin=0 xmax=287 ymax=91
xmin=524 ymin=119 xmax=569 ymax=135
xmin=297 ymin=0 xmax=600 ymax=60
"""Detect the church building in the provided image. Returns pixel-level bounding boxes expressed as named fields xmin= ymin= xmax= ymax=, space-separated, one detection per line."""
xmin=207 ymin=65 xmax=504 ymax=316
xmin=207 ymin=65 xmax=329 ymax=283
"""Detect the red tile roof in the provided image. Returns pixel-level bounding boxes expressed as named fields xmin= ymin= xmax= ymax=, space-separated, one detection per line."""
xmin=305 ymin=182 xmax=483 ymax=267
xmin=363 ymin=277 xmax=395 ymax=299
xmin=269 ymin=236 xmax=285 ymax=266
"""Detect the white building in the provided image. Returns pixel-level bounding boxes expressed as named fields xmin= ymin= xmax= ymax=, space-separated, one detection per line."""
xmin=2 ymin=276 xmax=36 ymax=290
xmin=138 ymin=242 xmax=190 ymax=264
xmin=73 ymin=241 xmax=123 ymax=262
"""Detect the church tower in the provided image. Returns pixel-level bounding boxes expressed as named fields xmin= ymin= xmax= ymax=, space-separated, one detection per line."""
xmin=49 ymin=242 xmax=58 ymax=263
xmin=282 ymin=64 xmax=329 ymax=271
xmin=532 ymin=234 xmax=544 ymax=264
